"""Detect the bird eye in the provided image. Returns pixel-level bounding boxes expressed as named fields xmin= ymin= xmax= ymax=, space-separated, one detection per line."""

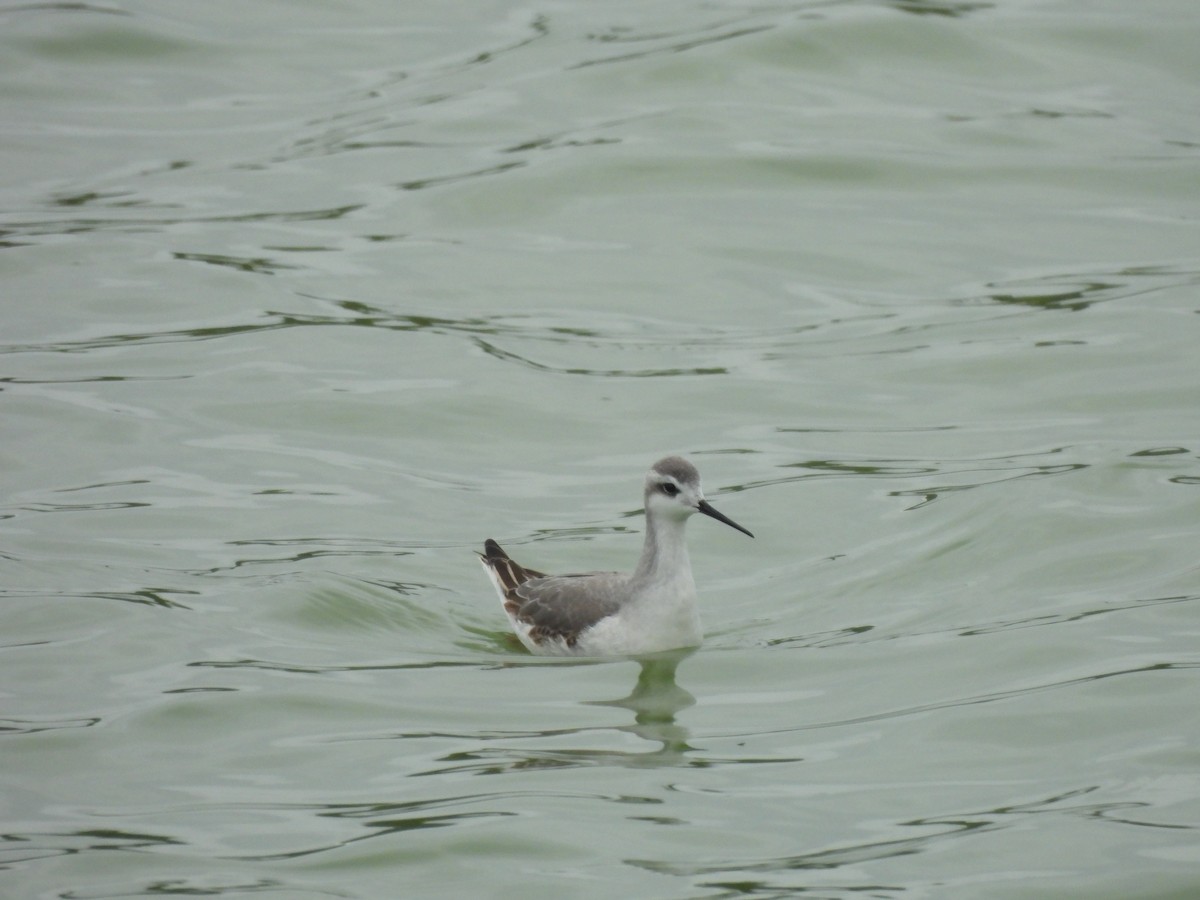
xmin=660 ymin=483 xmax=679 ymax=496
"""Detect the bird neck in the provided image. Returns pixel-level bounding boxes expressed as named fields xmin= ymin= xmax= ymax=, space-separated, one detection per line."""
xmin=633 ymin=513 xmax=693 ymax=586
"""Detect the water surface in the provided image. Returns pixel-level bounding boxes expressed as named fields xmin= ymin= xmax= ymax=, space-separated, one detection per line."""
xmin=3 ymin=1 xmax=1199 ymax=897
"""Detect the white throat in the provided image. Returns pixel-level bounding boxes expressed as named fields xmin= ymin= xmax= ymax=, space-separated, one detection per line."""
xmin=633 ymin=510 xmax=695 ymax=589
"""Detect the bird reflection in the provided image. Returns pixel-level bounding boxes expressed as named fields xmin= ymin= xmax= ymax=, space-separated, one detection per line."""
xmin=585 ymin=648 xmax=697 ymax=760
xmin=412 ymin=650 xmax=700 ymax=777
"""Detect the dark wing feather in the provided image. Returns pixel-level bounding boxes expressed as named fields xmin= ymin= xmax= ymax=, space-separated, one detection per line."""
xmin=510 ymin=574 xmax=625 ymax=647
xmin=481 ymin=539 xmax=623 ymax=648
xmin=481 ymin=538 xmax=546 ymax=593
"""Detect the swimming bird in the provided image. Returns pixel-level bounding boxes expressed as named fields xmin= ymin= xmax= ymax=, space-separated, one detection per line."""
xmin=479 ymin=455 xmax=753 ymax=656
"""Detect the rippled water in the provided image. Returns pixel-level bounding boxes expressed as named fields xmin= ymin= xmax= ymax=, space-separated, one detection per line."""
xmin=3 ymin=1 xmax=1199 ymax=897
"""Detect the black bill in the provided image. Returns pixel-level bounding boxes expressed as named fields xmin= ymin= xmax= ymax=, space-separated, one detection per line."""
xmin=697 ymin=499 xmax=754 ymax=538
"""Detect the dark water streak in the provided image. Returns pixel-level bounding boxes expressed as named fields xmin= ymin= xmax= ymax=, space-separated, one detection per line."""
xmin=746 ymin=661 xmax=1200 ymax=738
xmin=628 ymin=784 xmax=1183 ymax=892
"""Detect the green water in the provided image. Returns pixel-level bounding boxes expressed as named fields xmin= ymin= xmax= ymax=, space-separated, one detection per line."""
xmin=3 ymin=1 xmax=1198 ymax=897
